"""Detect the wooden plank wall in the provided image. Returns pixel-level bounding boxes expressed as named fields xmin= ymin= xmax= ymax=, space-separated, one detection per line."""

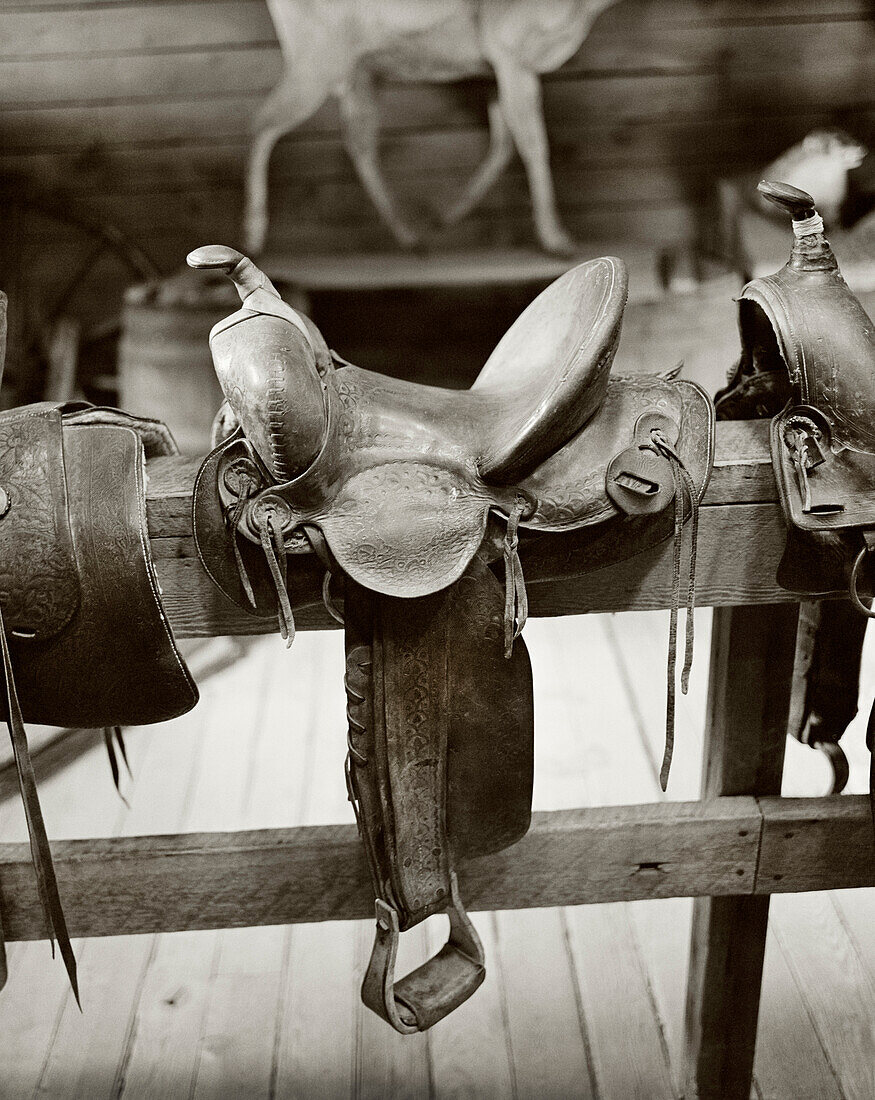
xmin=1 ymin=0 xmax=874 ymax=361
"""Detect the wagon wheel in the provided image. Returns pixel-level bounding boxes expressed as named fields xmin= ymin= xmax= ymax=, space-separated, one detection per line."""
xmin=3 ymin=190 xmax=160 ymax=405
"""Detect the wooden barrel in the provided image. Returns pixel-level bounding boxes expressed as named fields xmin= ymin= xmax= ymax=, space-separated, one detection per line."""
xmin=118 ymin=270 xmax=237 ymax=455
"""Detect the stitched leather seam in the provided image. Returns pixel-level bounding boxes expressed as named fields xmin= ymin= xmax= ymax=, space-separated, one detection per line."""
xmin=267 ymin=351 xmax=293 ymax=482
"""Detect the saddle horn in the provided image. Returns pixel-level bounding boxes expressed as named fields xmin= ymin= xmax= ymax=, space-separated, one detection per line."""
xmin=187 ymin=244 xmax=283 ymax=302
xmin=751 ymin=180 xmax=875 ymax=456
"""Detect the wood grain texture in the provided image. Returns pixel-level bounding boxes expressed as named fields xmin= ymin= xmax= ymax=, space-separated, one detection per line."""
xmin=757 ymin=796 xmax=875 ymax=894
xmin=4 ymin=0 xmax=874 ymax=346
xmin=2 ymin=797 xmax=873 ymax=943
xmin=149 ymin=502 xmax=800 ymax=635
xmin=769 ymin=892 xmax=875 ymax=1100
xmin=683 ymin=603 xmax=800 ymax=1100
xmin=143 ymin=420 xmax=810 ymax=637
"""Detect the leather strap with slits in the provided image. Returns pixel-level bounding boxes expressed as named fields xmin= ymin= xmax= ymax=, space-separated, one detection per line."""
xmin=650 ymin=429 xmax=700 ymax=791
xmin=605 ymin=415 xmax=701 ymax=791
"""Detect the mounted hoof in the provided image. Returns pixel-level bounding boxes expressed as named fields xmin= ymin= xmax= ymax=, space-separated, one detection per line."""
xmin=389 ymin=220 xmax=428 ymax=251
xmin=536 ymin=225 xmax=579 ymax=257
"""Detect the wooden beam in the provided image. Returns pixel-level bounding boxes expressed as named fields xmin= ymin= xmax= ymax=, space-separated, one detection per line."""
xmin=0 ymin=796 xmax=871 ymax=943
xmin=143 ymin=421 xmax=825 ymax=637
xmin=757 ymin=796 xmax=875 ymax=894
xmin=683 ymin=603 xmax=800 ymax=1100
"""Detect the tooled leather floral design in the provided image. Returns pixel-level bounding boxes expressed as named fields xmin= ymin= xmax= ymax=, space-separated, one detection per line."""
xmin=392 ymin=635 xmax=447 ymax=916
xmin=334 ymin=376 xmax=361 ymax=447
xmin=0 ymin=411 xmax=79 ymax=637
xmin=326 ymin=464 xmax=484 ymax=593
xmin=529 ymin=378 xmax=684 ymax=527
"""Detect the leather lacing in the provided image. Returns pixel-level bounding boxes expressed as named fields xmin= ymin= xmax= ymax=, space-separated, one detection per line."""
xmin=221 ymin=467 xmax=296 ymax=645
xmin=227 ymin=489 xmax=258 ymax=610
xmin=502 ymin=496 xmax=530 ymax=659
xmin=651 ymin=428 xmax=700 ymax=792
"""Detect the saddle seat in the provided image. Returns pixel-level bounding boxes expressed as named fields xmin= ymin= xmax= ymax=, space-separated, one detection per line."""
xmin=189 ymin=247 xmax=712 ymax=604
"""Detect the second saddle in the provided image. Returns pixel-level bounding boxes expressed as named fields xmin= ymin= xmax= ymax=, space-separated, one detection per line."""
xmin=717 ymin=180 xmax=875 ymax=804
xmin=0 ymin=291 xmax=199 ymax=995
xmin=188 ymin=246 xmax=715 ymax=1032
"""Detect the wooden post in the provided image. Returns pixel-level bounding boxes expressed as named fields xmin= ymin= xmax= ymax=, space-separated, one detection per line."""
xmin=684 ymin=602 xmax=800 ymax=1100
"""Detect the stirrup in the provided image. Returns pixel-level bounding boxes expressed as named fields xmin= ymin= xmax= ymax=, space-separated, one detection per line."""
xmin=361 ymin=872 xmax=485 ymax=1034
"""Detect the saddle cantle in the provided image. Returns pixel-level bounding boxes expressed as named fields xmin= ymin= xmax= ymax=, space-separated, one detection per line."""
xmin=188 ymin=245 xmax=715 ymax=1032
xmin=0 ymin=296 xmax=198 ymax=998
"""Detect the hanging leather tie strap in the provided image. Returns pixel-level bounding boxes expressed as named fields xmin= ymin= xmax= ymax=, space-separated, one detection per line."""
xmin=321 ymin=571 xmax=345 ymax=625
xmin=0 ymin=605 xmax=79 ymax=1004
xmin=651 ymin=430 xmax=700 ymax=791
xmin=503 ymin=495 xmax=529 ymax=659
xmin=867 ymin=698 xmax=875 ymax=843
xmin=660 ymin=456 xmax=683 ymax=791
xmin=103 ymin=725 xmax=131 ymax=807
xmin=257 ymin=513 xmax=295 ymax=645
xmin=227 ymin=490 xmax=257 ymax=609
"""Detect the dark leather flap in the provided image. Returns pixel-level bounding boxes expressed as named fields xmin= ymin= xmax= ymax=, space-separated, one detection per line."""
xmin=3 ymin=421 xmax=197 ymax=727
xmin=771 ymin=408 xmax=875 ymax=533
xmin=0 ymin=406 xmax=79 ymax=639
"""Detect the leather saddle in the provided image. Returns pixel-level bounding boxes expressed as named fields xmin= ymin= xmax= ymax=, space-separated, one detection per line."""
xmin=716 ymin=180 xmax=875 ymax=801
xmin=0 ymin=291 xmax=198 ymax=997
xmin=189 ymin=246 xmax=714 ymax=1032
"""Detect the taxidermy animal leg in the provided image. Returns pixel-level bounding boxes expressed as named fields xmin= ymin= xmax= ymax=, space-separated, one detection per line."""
xmin=244 ymin=73 xmax=335 ymax=255
xmin=338 ymin=68 xmax=423 ymax=249
xmin=440 ymin=98 xmax=515 ymax=228
xmin=491 ymin=59 xmax=576 ymax=255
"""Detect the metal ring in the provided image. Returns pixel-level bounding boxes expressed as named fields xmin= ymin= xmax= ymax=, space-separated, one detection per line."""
xmin=849 ymin=546 xmax=875 ymax=617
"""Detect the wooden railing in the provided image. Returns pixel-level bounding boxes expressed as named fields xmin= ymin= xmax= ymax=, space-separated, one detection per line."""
xmin=1 ymin=418 xmax=872 ymax=1099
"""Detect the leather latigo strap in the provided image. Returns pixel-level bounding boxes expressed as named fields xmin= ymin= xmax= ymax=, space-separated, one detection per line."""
xmin=0 ymin=403 xmax=197 ymax=996
xmin=344 ymin=559 xmax=533 ymax=1033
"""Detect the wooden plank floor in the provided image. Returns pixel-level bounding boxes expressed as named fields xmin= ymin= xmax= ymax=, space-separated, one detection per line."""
xmin=0 ymin=610 xmax=873 ymax=1099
